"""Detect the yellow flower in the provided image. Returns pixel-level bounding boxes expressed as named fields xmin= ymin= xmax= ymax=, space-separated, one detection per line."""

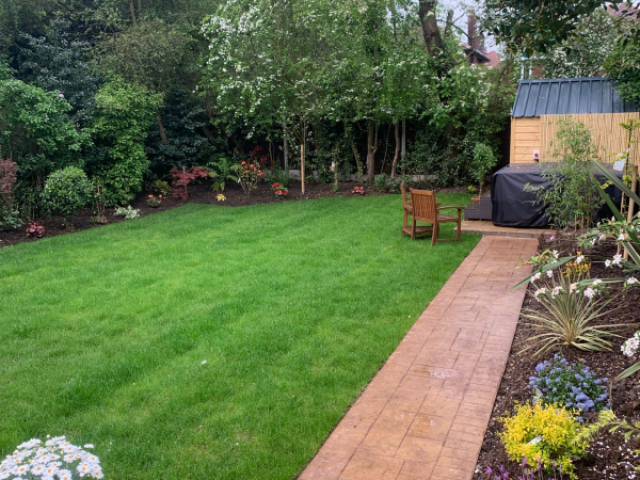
xmin=216 ymin=194 xmax=226 ymax=202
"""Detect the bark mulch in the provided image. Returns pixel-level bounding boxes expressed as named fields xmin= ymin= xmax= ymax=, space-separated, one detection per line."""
xmin=473 ymin=236 xmax=640 ymax=480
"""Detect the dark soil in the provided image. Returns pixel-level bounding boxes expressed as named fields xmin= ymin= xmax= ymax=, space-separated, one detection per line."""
xmin=473 ymin=237 xmax=640 ymax=480
xmin=0 ymin=181 xmax=467 ymax=248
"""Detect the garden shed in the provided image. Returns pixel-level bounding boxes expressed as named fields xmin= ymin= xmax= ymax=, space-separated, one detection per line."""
xmin=510 ymin=77 xmax=640 ymax=165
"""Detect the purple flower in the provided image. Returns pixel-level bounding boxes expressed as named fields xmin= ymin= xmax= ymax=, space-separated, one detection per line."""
xmin=59 ymin=93 xmax=64 ymax=98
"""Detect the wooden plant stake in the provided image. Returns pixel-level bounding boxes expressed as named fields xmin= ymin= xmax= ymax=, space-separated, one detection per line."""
xmin=625 ymin=164 xmax=638 ymax=261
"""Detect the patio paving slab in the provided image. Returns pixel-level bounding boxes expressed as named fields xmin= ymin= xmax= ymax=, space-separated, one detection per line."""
xmin=298 ymin=236 xmax=538 ymax=480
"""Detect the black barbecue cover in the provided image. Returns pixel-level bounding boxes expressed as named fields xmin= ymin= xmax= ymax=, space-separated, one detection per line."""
xmin=491 ymin=163 xmax=622 ymax=228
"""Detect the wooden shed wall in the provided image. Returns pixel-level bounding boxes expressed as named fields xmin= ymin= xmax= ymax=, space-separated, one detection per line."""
xmin=510 ymin=113 xmax=640 ymax=165
xmin=510 ymin=117 xmax=541 ymax=164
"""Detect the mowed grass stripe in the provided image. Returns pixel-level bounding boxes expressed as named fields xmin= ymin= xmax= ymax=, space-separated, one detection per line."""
xmin=0 ymin=194 xmax=478 ymax=480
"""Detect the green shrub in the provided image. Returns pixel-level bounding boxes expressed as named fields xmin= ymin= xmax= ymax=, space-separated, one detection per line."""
xmin=0 ymin=79 xmax=86 ymax=185
xmin=526 ymin=119 xmax=603 ymax=229
xmin=500 ymin=401 xmax=588 ymax=478
xmin=90 ymin=78 xmax=162 ymax=205
xmin=152 ymin=179 xmax=171 ymax=196
xmin=42 ymin=167 xmax=93 ymax=219
xmin=470 ymin=143 xmax=497 ymax=197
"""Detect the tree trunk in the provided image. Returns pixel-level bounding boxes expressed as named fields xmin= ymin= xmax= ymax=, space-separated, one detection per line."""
xmin=301 ymin=135 xmax=306 ymax=195
xmin=401 ymin=119 xmax=407 ymax=165
xmin=418 ymin=0 xmax=444 ymax=55
xmin=129 ymin=0 xmax=137 ymax=25
xmin=283 ymin=123 xmax=288 ymax=171
xmin=444 ymin=9 xmax=454 ymax=40
xmin=349 ymin=137 xmax=363 ymax=178
xmin=157 ymin=112 xmax=168 ymax=143
xmin=137 ymin=0 xmax=142 ymax=15
xmin=391 ymin=121 xmax=400 ymax=178
xmin=366 ymin=124 xmax=377 ymax=184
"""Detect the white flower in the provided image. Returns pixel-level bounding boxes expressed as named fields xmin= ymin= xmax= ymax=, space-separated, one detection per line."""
xmin=618 ymin=234 xmax=626 ymax=241
xmin=627 ymin=277 xmax=639 ymax=285
xmin=534 ymin=288 xmax=547 ymax=299
xmin=592 ymin=279 xmax=603 ymax=286
xmin=57 ymin=469 xmax=72 ymax=480
xmin=576 ymin=255 xmax=585 ymax=264
xmin=551 ymin=286 xmax=563 ymax=298
xmin=12 ymin=466 xmax=30 ymax=476
xmin=200 ymin=360 xmax=207 ymax=365
xmin=570 ymin=283 xmax=578 ymax=293
xmin=531 ymin=272 xmax=541 ymax=282
xmin=31 ymin=464 xmax=46 ymax=475
xmin=546 ymin=269 xmax=554 ymax=278
xmin=77 ymin=462 xmax=92 ymax=476
xmin=83 ymin=444 xmax=94 ymax=450
xmin=584 ymin=287 xmax=596 ymax=299
xmin=605 ymin=259 xmax=612 ymax=267
xmin=612 ymin=254 xmax=623 ymax=267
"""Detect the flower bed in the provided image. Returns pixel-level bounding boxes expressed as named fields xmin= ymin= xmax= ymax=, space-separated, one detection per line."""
xmin=473 ymin=238 xmax=640 ymax=480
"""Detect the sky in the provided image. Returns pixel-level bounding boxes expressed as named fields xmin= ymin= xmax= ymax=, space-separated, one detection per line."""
xmin=438 ymin=0 xmax=498 ymax=50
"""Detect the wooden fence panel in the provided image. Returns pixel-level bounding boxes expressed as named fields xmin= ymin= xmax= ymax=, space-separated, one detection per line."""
xmin=540 ymin=113 xmax=640 ymax=166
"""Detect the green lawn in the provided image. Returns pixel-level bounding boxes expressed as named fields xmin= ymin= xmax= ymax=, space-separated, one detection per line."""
xmin=0 ymin=194 xmax=479 ymax=480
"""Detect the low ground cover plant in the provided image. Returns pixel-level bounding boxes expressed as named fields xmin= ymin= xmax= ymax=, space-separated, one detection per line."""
xmin=528 ymin=355 xmax=609 ymax=420
xmin=500 ymin=401 xmax=588 ymax=478
xmin=146 ymin=195 xmax=162 ymax=208
xmin=25 ymin=221 xmax=45 ymax=238
xmin=0 ymin=436 xmax=103 ymax=479
xmin=114 ymin=205 xmax=140 ymax=220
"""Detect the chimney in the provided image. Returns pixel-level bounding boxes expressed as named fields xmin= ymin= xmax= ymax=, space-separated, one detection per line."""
xmin=468 ymin=10 xmax=478 ymax=51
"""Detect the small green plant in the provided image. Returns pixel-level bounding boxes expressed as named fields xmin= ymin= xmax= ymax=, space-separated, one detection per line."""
xmin=237 ymin=159 xmax=263 ymax=195
xmin=152 ymin=179 xmax=171 ymax=196
xmin=208 ymin=157 xmax=239 ymax=192
xmin=114 ymin=205 xmax=140 ymax=220
xmin=374 ymin=174 xmax=388 ymax=193
xmin=470 ymin=143 xmax=497 ymax=198
xmin=267 ymin=164 xmax=292 ymax=189
xmin=146 ymin=194 xmax=162 ymax=208
xmin=521 ymin=273 xmax=623 ymax=357
xmin=578 ymin=409 xmax=640 ymax=470
xmin=500 ymin=401 xmax=588 ymax=478
xmin=525 ymin=119 xmax=603 ymax=230
xmin=42 ymin=167 xmax=93 ymax=223
xmin=467 ymin=184 xmax=478 ymax=195
xmin=92 ymin=180 xmax=108 ymax=224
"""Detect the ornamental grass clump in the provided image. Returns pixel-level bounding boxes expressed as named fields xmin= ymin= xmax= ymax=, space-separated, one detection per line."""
xmin=528 ymin=354 xmax=609 ymax=421
xmin=0 ymin=435 xmax=104 ymax=479
xmin=500 ymin=401 xmax=587 ymax=479
xmin=521 ymin=273 xmax=623 ymax=357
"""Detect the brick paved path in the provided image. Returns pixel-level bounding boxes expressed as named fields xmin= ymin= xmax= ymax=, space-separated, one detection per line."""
xmin=299 ymin=237 xmax=538 ymax=480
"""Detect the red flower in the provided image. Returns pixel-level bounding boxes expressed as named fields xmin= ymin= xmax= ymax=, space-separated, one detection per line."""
xmin=148 ymin=195 xmax=153 ymax=198
xmin=159 ymin=195 xmax=163 ymax=198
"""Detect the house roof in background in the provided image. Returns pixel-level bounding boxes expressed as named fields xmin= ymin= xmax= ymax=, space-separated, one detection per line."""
xmin=512 ymin=77 xmax=638 ymax=118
